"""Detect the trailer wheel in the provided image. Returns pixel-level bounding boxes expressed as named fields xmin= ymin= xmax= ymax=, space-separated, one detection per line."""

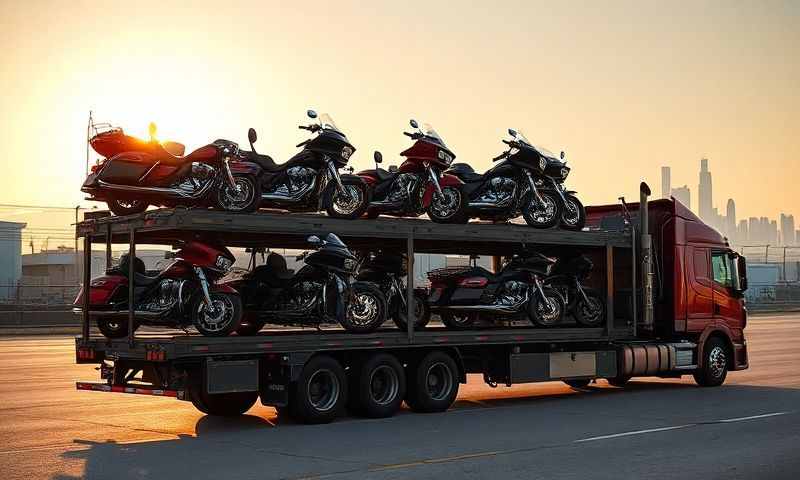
xmin=350 ymin=353 xmax=406 ymax=418
xmin=405 ymin=351 xmax=459 ymax=413
xmin=693 ymin=337 xmax=729 ymax=387
xmin=606 ymin=375 xmax=631 ymax=387
xmin=290 ymin=355 xmax=347 ymax=424
xmin=190 ymin=388 xmax=258 ymax=417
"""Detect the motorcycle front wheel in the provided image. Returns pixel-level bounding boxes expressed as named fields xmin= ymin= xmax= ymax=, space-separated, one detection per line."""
xmin=574 ymin=290 xmax=605 ymax=327
xmin=427 ymin=186 xmax=468 ymax=224
xmin=528 ymin=286 xmax=566 ymax=327
xmin=522 ymin=191 xmax=562 ymax=229
xmin=107 ymin=198 xmax=149 ymax=216
xmin=393 ymin=290 xmax=430 ymax=331
xmin=325 ymin=180 xmax=370 ymax=219
xmin=561 ymin=194 xmax=586 ymax=231
xmin=341 ymin=282 xmax=387 ymax=333
xmin=215 ymin=175 xmax=261 ymax=213
xmin=191 ymin=292 xmax=242 ymax=337
xmin=97 ymin=316 xmax=138 ymax=339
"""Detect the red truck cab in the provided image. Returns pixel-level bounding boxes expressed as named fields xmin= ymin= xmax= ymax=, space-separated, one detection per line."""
xmin=588 ymin=198 xmax=749 ymax=378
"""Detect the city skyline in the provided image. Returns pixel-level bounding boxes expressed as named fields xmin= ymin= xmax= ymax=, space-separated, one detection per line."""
xmin=661 ymin=159 xmax=798 ymax=247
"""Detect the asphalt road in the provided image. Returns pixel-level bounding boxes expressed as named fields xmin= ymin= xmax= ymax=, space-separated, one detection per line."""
xmin=0 ymin=314 xmax=798 ymax=480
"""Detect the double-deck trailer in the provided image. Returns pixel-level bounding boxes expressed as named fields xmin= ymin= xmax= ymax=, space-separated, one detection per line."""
xmin=74 ymin=184 xmax=749 ymax=423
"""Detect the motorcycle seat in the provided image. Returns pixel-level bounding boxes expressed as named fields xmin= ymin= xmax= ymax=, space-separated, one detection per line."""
xmin=358 ymin=168 xmax=392 ymax=182
xmin=132 ymin=272 xmax=161 ymax=287
xmin=249 ymin=152 xmax=284 ymax=172
xmin=249 ymin=253 xmax=295 ymax=287
xmin=447 ymin=163 xmax=483 ymax=183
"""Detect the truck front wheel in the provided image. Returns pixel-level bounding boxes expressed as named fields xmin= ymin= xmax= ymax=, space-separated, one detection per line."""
xmin=694 ymin=337 xmax=729 ymax=387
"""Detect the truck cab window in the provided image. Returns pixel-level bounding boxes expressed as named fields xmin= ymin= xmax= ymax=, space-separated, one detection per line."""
xmin=711 ymin=252 xmax=733 ymax=288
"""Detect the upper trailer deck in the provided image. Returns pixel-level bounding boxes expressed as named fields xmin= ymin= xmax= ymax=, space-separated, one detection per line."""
xmin=76 ymin=208 xmax=633 ymax=252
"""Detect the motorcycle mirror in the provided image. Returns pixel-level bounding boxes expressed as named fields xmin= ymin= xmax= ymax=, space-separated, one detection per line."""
xmin=307 ymin=235 xmax=322 ymax=246
xmin=307 ymin=110 xmax=318 ymax=119
xmin=374 ymin=151 xmax=383 ymax=164
xmin=148 ymin=122 xmax=158 ymax=141
xmin=248 ymin=128 xmax=257 ymax=144
xmin=560 ymin=151 xmax=565 ymax=160
xmin=508 ymin=128 xmax=517 ymax=137
xmin=409 ymin=119 xmax=419 ymax=129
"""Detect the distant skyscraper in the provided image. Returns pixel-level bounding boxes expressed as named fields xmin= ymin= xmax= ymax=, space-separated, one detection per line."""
xmin=748 ymin=217 xmax=760 ymax=243
xmin=671 ymin=185 xmax=691 ymax=210
xmin=725 ymin=199 xmax=736 ymax=239
xmin=769 ymin=220 xmax=778 ymax=245
xmin=661 ymin=166 xmax=671 ymax=199
xmin=780 ymin=214 xmax=796 ymax=246
xmin=737 ymin=220 xmax=748 ymax=244
xmin=698 ymin=158 xmax=713 ymax=221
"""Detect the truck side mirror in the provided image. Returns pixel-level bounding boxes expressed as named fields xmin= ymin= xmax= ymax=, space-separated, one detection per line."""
xmin=737 ymin=255 xmax=748 ymax=292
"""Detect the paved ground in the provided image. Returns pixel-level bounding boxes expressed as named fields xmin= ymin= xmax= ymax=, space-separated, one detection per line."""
xmin=0 ymin=314 xmax=798 ymax=480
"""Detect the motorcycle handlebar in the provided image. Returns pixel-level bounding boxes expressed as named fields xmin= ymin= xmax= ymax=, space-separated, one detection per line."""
xmin=502 ymin=139 xmax=513 ymax=146
xmin=492 ymin=153 xmax=507 ymax=161
xmin=403 ymin=131 xmax=415 ymax=138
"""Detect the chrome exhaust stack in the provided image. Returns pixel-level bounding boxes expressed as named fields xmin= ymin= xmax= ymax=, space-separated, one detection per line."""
xmin=639 ymin=182 xmax=654 ymax=332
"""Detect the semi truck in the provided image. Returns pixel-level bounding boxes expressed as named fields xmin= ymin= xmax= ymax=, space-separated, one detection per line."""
xmin=74 ymin=183 xmax=748 ymax=424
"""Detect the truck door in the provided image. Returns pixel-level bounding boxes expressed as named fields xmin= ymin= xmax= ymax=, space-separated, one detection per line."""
xmin=711 ymin=250 xmax=742 ymax=329
xmin=687 ymin=247 xmax=713 ymax=331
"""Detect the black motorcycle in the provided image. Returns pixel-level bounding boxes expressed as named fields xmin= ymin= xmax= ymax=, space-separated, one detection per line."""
xmin=355 ymin=251 xmax=430 ymax=331
xmin=545 ymin=254 xmax=605 ymax=327
xmin=542 ymin=151 xmax=586 ymax=230
xmin=427 ymin=252 xmax=566 ymax=329
xmin=444 ymin=129 xmax=562 ymax=228
xmin=238 ymin=110 xmax=370 ymax=219
xmin=227 ymin=233 xmax=387 ymax=335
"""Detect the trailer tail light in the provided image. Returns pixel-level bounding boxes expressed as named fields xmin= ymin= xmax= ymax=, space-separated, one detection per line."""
xmin=76 ymin=347 xmax=95 ymax=360
xmin=145 ymin=348 xmax=166 ymax=362
xmin=458 ymin=277 xmax=488 ymax=288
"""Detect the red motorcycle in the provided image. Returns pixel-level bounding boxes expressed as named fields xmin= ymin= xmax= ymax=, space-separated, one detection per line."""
xmin=74 ymin=240 xmax=242 ymax=338
xmin=357 ymin=119 xmax=467 ymax=223
xmin=81 ymin=116 xmax=261 ymax=216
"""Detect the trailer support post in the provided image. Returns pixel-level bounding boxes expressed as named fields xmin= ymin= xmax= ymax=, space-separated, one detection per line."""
xmin=128 ymin=227 xmax=136 ymax=347
xmin=406 ymin=229 xmax=414 ymax=343
xmin=105 ymin=224 xmax=112 ymax=269
xmin=631 ymin=231 xmax=638 ymax=338
xmin=605 ymin=244 xmax=614 ymax=333
xmin=81 ymin=234 xmax=91 ymax=342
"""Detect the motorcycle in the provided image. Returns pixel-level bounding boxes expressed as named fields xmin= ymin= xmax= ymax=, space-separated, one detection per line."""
xmin=356 ymin=119 xmax=467 ymax=223
xmin=355 ymin=250 xmax=430 ymax=331
xmin=542 ymin=151 xmax=586 ymax=230
xmin=545 ymin=254 xmax=605 ymax=326
xmin=74 ymin=240 xmax=242 ymax=338
xmin=444 ymin=129 xmax=562 ymax=228
xmin=227 ymin=233 xmax=388 ymax=335
xmin=427 ymin=251 xmax=566 ymax=329
xmin=240 ymin=110 xmax=370 ymax=219
xmin=82 ymin=117 xmax=261 ymax=216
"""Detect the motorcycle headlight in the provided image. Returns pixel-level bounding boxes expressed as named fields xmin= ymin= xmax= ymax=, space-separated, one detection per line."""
xmin=343 ymin=258 xmax=357 ymax=273
xmin=341 ymin=146 xmax=354 ymax=161
xmin=215 ymin=255 xmax=233 ymax=272
xmin=560 ymin=167 xmax=570 ymax=179
xmin=509 ymin=147 xmax=520 ymax=156
xmin=539 ymin=157 xmax=547 ymax=170
xmin=437 ymin=150 xmax=453 ymax=165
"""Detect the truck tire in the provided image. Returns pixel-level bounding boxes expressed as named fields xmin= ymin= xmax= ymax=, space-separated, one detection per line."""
xmin=290 ymin=355 xmax=347 ymax=424
xmin=607 ymin=375 xmax=631 ymax=387
xmin=405 ymin=351 xmax=459 ymax=413
xmin=693 ymin=337 xmax=729 ymax=387
xmin=563 ymin=379 xmax=591 ymax=389
xmin=350 ymin=353 xmax=406 ymax=418
xmin=190 ymin=388 xmax=258 ymax=417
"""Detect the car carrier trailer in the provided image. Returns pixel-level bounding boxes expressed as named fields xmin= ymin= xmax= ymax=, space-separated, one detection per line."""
xmin=74 ymin=183 xmax=749 ymax=424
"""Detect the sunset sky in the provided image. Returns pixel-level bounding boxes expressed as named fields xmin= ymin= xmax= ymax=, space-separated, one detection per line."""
xmin=1 ymin=0 xmax=797 ymax=221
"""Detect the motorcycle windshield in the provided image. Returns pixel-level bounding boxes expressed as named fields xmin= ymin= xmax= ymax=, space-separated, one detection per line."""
xmin=319 ymin=113 xmax=343 ymax=134
xmin=422 ymin=123 xmax=450 ymax=151
xmin=324 ymin=233 xmax=348 ymax=249
xmin=514 ymin=130 xmax=558 ymax=160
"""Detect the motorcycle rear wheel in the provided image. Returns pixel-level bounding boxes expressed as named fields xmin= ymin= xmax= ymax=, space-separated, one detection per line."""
xmin=441 ymin=311 xmax=476 ymax=330
xmin=392 ymin=291 xmax=430 ymax=331
xmin=107 ymin=198 xmax=148 ymax=216
xmin=561 ymin=194 xmax=586 ymax=231
xmin=216 ymin=174 xmax=261 ymax=213
xmin=574 ymin=291 xmax=605 ymax=327
xmin=97 ymin=316 xmax=138 ymax=339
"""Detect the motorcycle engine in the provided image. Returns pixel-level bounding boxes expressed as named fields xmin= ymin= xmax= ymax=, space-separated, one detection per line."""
xmin=477 ymin=177 xmax=516 ymax=206
xmin=388 ymin=173 xmax=420 ymax=204
xmin=286 ymin=167 xmax=316 ymax=193
xmin=497 ymin=280 xmax=528 ymax=307
xmin=141 ymin=279 xmax=185 ymax=312
xmin=289 ymin=281 xmax=320 ymax=311
xmin=191 ymin=162 xmax=215 ymax=180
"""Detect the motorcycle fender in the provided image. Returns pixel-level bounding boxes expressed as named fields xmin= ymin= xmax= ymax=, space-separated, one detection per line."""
xmin=321 ymin=173 xmax=366 ymax=200
xmin=228 ymin=160 xmax=261 ymax=176
xmin=421 ymin=173 xmax=463 ymax=207
xmin=74 ymin=275 xmax=127 ymax=307
xmin=209 ymin=284 xmax=239 ymax=295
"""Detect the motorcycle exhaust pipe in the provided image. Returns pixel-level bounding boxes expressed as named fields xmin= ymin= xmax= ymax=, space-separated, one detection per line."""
xmin=435 ymin=304 xmax=522 ymax=314
xmin=97 ymin=179 xmax=214 ymax=199
xmin=640 ymin=182 xmax=654 ymax=332
xmin=73 ymin=309 xmax=165 ymax=320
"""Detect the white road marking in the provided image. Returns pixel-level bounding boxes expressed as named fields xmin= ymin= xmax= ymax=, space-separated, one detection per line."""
xmin=574 ymin=411 xmax=792 ymax=443
xmin=574 ymin=425 xmax=692 ymax=443
xmin=717 ymin=411 xmax=790 ymax=423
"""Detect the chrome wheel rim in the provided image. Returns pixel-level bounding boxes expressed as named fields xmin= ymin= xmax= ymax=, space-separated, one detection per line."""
xmin=308 ymin=369 xmax=340 ymax=412
xmin=562 ymin=198 xmax=581 ymax=226
xmin=116 ymin=199 xmax=141 ymax=209
xmin=708 ymin=346 xmax=727 ymax=378
xmin=536 ymin=296 xmax=561 ymax=325
xmin=528 ymin=194 xmax=557 ymax=224
xmin=369 ymin=365 xmax=400 ymax=406
xmin=332 ymin=185 xmax=363 ymax=216
xmin=348 ymin=292 xmax=379 ymax=327
xmin=104 ymin=319 xmax=122 ymax=331
xmin=195 ymin=295 xmax=235 ymax=333
xmin=448 ymin=313 xmax=473 ymax=326
xmin=426 ymin=362 xmax=454 ymax=401
xmin=430 ymin=188 xmax=461 ymax=219
xmin=579 ymin=297 xmax=602 ymax=325
xmin=218 ymin=177 xmax=255 ymax=211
